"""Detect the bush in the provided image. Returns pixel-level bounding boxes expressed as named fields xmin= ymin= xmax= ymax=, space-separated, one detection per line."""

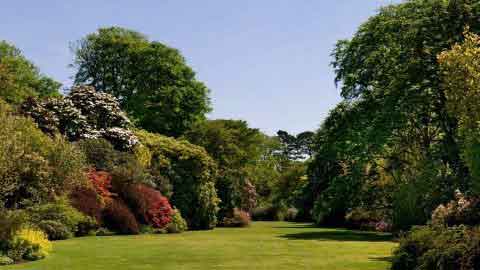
xmin=431 ymin=191 xmax=480 ymax=227
xmin=77 ymin=138 xmax=118 ymax=171
xmin=122 ymin=184 xmax=173 ymax=229
xmin=75 ymin=215 xmax=98 ymax=237
xmin=285 ymin=208 xmax=299 ymax=222
xmin=38 ymin=220 xmax=72 ymax=240
xmin=27 ymin=199 xmax=88 ymax=236
xmin=251 ymin=205 xmax=286 ymax=221
xmin=0 ymin=256 xmax=13 ymax=265
xmin=166 ymin=209 xmax=188 ymax=233
xmin=0 ymin=100 xmax=87 ymax=209
xmin=135 ymin=130 xmax=219 ymax=230
xmin=222 ymin=209 xmax=251 ymax=227
xmin=69 ymin=185 xmax=104 ymax=223
xmin=102 ymin=198 xmax=139 ymax=235
xmin=344 ymin=207 xmax=391 ymax=232
xmin=95 ymin=227 xmax=115 ymax=237
xmin=22 ymin=86 xmax=139 ymax=150
xmin=391 ymin=225 xmax=480 ymax=270
xmin=7 ymin=227 xmax=52 ymax=261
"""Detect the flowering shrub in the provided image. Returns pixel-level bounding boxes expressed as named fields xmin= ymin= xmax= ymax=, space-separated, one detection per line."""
xmin=22 ymin=85 xmax=139 ymax=150
xmin=102 ymin=198 xmax=139 ymax=235
xmin=344 ymin=207 xmax=391 ymax=232
xmin=124 ymin=184 xmax=173 ymax=229
xmin=88 ymin=169 xmax=113 ymax=199
xmin=431 ymin=190 xmax=480 ymax=227
xmin=166 ymin=209 xmax=188 ymax=233
xmin=222 ymin=209 xmax=251 ymax=227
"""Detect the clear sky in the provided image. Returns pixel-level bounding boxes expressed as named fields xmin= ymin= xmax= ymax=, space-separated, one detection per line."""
xmin=1 ymin=0 xmax=400 ymax=135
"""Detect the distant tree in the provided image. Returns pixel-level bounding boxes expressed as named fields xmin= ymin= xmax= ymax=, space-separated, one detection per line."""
xmin=277 ymin=130 xmax=314 ymax=160
xmin=0 ymin=41 xmax=60 ymax=104
xmin=72 ymin=27 xmax=211 ymax=137
xmin=184 ymin=119 xmax=264 ymax=218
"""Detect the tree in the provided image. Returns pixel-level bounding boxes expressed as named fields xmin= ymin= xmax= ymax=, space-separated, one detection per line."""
xmin=277 ymin=130 xmax=314 ymax=160
xmin=72 ymin=27 xmax=211 ymax=137
xmin=439 ymin=30 xmax=480 ymax=194
xmin=183 ymin=120 xmax=264 ymax=219
xmin=0 ymin=41 xmax=60 ymax=104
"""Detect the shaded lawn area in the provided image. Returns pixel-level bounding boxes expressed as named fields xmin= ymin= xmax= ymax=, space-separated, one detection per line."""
xmin=2 ymin=222 xmax=396 ymax=270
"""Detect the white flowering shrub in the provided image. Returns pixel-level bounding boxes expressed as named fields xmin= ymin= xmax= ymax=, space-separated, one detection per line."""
xmin=22 ymin=86 xmax=138 ymax=150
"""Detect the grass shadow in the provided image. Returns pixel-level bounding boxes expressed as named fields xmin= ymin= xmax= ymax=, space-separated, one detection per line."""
xmin=280 ymin=229 xmax=394 ymax=242
xmin=369 ymin=256 xmax=394 ymax=263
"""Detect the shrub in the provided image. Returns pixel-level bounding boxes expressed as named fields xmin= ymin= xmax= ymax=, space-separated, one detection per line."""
xmin=222 ymin=209 xmax=251 ymax=227
xmin=38 ymin=220 xmax=72 ymax=240
xmin=95 ymin=227 xmax=115 ymax=237
xmin=75 ymin=215 xmax=98 ymax=237
xmin=251 ymin=205 xmax=287 ymax=221
xmin=0 ymin=101 xmax=87 ymax=209
xmin=7 ymin=227 xmax=52 ymax=261
xmin=69 ymin=185 xmax=104 ymax=222
xmin=166 ymin=209 xmax=188 ymax=233
xmin=27 ymin=199 xmax=87 ymax=236
xmin=431 ymin=191 xmax=480 ymax=227
xmin=0 ymin=256 xmax=13 ymax=265
xmin=122 ymin=184 xmax=173 ymax=229
xmin=135 ymin=130 xmax=219 ymax=230
xmin=344 ymin=207 xmax=391 ymax=232
xmin=391 ymin=225 xmax=480 ymax=270
xmin=88 ymin=169 xmax=113 ymax=199
xmin=285 ymin=208 xmax=299 ymax=221
xmin=77 ymin=138 xmax=118 ymax=171
xmin=102 ymin=198 xmax=139 ymax=235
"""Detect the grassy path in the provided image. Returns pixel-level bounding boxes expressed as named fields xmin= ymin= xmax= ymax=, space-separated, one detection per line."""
xmin=2 ymin=222 xmax=396 ymax=270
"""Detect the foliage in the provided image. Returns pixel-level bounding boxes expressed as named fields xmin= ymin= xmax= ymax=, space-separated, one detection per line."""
xmin=27 ymin=198 xmax=93 ymax=237
xmin=69 ymin=185 xmax=104 ymax=222
xmin=431 ymin=191 xmax=480 ymax=227
xmin=102 ymin=198 xmax=140 ymax=235
xmin=0 ymin=41 xmax=60 ymax=104
xmin=72 ymin=27 xmax=211 ymax=137
xmin=391 ymin=225 xmax=480 ymax=270
xmin=0 ymin=100 xmax=87 ymax=209
xmin=166 ymin=209 xmax=188 ymax=233
xmin=38 ymin=220 xmax=72 ymax=240
xmin=88 ymin=169 xmax=113 ymax=199
xmin=184 ymin=119 xmax=266 ymax=220
xmin=7 ymin=227 xmax=52 ymax=261
xmin=22 ymin=85 xmax=138 ymax=150
xmin=222 ymin=209 xmax=251 ymax=228
xmin=277 ymin=130 xmax=314 ymax=160
xmin=136 ymin=130 xmax=219 ymax=230
xmin=122 ymin=184 xmax=173 ymax=229
xmin=0 ymin=256 xmax=13 ymax=265
xmin=439 ymin=30 xmax=480 ymax=194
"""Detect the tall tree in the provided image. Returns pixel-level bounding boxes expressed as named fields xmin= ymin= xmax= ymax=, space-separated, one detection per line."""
xmin=0 ymin=41 xmax=60 ymax=104
xmin=72 ymin=27 xmax=211 ymax=137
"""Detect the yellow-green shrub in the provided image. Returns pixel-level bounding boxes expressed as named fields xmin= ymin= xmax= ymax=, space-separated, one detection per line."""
xmin=8 ymin=227 xmax=52 ymax=261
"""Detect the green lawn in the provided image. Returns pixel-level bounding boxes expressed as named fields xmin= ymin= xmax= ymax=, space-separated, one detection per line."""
xmin=2 ymin=222 xmax=396 ymax=270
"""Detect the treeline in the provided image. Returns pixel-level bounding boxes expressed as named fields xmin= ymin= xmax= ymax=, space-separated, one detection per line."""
xmin=300 ymin=0 xmax=480 ymax=269
xmin=0 ymin=27 xmax=311 ymax=264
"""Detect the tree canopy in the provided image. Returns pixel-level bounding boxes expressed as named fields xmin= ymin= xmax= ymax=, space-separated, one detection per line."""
xmin=72 ymin=27 xmax=211 ymax=137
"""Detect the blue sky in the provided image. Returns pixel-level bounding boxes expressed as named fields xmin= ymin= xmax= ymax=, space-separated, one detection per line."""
xmin=1 ymin=0 xmax=400 ymax=135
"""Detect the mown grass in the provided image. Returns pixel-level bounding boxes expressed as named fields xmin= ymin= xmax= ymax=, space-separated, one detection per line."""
xmin=2 ymin=222 xmax=396 ymax=270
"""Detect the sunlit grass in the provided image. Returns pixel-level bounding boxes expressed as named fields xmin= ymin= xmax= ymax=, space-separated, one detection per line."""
xmin=2 ymin=222 xmax=396 ymax=270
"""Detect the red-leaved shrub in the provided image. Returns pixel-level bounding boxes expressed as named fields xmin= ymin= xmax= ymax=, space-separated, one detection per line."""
xmin=123 ymin=184 xmax=173 ymax=229
xmin=69 ymin=186 xmax=104 ymax=222
xmin=222 ymin=208 xmax=251 ymax=227
xmin=88 ymin=169 xmax=113 ymax=198
xmin=102 ymin=198 xmax=139 ymax=235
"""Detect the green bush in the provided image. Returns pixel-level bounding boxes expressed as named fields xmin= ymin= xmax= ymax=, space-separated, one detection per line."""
xmin=95 ymin=227 xmax=115 ymax=237
xmin=0 ymin=100 xmax=87 ymax=209
xmin=6 ymin=227 xmax=52 ymax=262
xmin=27 ymin=198 xmax=93 ymax=237
xmin=135 ymin=130 xmax=219 ymax=230
xmin=38 ymin=220 xmax=72 ymax=240
xmin=391 ymin=225 xmax=480 ymax=270
xmin=167 ymin=209 xmax=188 ymax=233
xmin=0 ymin=255 xmax=13 ymax=265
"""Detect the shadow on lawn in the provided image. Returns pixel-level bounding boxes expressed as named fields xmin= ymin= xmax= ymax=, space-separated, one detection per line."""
xmin=280 ymin=229 xmax=394 ymax=242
